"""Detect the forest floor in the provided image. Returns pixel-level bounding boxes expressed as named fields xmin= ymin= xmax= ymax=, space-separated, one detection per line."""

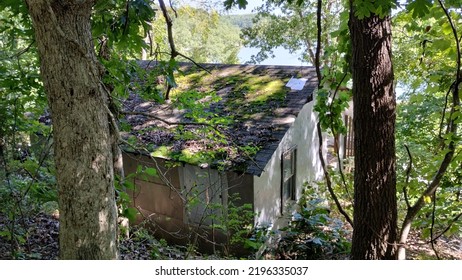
xmin=0 ymin=212 xmax=461 ymax=260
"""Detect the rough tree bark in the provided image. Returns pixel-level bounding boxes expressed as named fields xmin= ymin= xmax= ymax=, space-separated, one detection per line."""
xmin=349 ymin=5 xmax=398 ymax=259
xmin=26 ymin=0 xmax=118 ymax=259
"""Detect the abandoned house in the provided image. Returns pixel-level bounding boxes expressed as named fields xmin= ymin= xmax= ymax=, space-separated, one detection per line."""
xmin=121 ymin=61 xmax=324 ymax=249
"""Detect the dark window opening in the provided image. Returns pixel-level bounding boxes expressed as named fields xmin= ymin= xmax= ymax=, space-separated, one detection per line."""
xmin=281 ymin=147 xmax=297 ymax=213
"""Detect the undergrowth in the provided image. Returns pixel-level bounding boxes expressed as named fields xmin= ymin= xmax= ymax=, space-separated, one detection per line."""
xmin=269 ymin=187 xmax=352 ymax=260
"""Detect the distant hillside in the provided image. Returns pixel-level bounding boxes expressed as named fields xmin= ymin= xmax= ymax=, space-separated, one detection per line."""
xmin=222 ymin=14 xmax=256 ymax=29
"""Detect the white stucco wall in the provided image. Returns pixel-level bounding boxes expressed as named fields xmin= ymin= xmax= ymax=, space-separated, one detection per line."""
xmin=253 ymin=96 xmax=324 ymax=230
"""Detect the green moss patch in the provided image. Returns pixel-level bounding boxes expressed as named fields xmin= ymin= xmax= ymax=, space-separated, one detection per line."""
xmin=125 ymin=63 xmax=308 ymax=171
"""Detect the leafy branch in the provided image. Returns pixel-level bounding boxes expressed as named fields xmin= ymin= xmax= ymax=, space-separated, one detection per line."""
xmin=314 ymin=0 xmax=353 ymax=227
xmin=157 ymin=0 xmax=211 ymax=99
xmin=403 ymin=144 xmax=413 ymax=209
xmin=397 ymin=0 xmax=461 ymax=259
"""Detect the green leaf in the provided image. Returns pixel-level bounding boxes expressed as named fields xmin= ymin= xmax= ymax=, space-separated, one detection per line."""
xmin=123 ymin=179 xmax=136 ymax=191
xmin=136 ymin=165 xmax=143 ymax=174
xmin=118 ymin=191 xmax=130 ymax=202
xmin=442 ymin=22 xmax=453 ymax=36
xmin=451 ymin=111 xmax=461 ymax=120
xmin=123 ymin=207 xmax=139 ymax=223
xmin=433 ymin=39 xmax=452 ymax=52
xmin=354 ymin=0 xmax=376 ymax=19
xmin=0 ymin=231 xmax=11 ymax=239
xmin=23 ymin=159 xmax=39 ymax=174
xmin=406 ymin=0 xmax=432 ymax=18
xmin=151 ymin=146 xmax=171 ymax=158
xmin=223 ymin=0 xmax=248 ymax=10
xmin=144 ymin=167 xmax=158 ymax=177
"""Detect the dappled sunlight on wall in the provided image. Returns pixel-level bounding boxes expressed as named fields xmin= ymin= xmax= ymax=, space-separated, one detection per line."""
xmin=253 ymin=97 xmax=323 ymax=231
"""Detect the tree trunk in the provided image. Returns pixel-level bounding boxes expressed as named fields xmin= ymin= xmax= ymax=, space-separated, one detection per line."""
xmin=349 ymin=6 xmax=397 ymax=259
xmin=26 ymin=0 xmax=118 ymax=259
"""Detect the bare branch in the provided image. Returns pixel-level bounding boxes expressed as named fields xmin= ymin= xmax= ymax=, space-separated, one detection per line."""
xmin=403 ymin=144 xmax=412 ymax=209
xmin=428 ymin=212 xmax=462 ymax=243
xmin=157 ymin=0 xmax=211 ymax=98
xmin=158 ymin=0 xmax=176 ymax=57
xmin=313 ymin=0 xmax=352 ymax=226
xmin=157 ymin=0 xmax=176 ymax=99
xmin=317 ymin=122 xmax=353 ymax=226
xmin=120 ymin=110 xmax=264 ymax=173
xmin=120 ymin=110 xmax=219 ymax=130
xmin=176 ymin=51 xmax=211 ymax=74
xmin=120 ymin=140 xmax=185 ymax=202
xmin=296 ymin=10 xmax=316 ymax=65
xmin=123 ymin=0 xmax=130 ymax=35
xmin=430 ymin=190 xmax=440 ymax=260
xmin=331 ymin=73 xmax=352 ymax=201
xmin=315 ymin=0 xmax=322 ymax=82
xmin=147 ymin=30 xmax=154 ymax=57
xmin=438 ymin=0 xmax=460 ymax=83
xmin=168 ymin=0 xmax=178 ymax=18
xmin=9 ymin=40 xmax=35 ymax=58
xmin=438 ymin=82 xmax=454 ymax=140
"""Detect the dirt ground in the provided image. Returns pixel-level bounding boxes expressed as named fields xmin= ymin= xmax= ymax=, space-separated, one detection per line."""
xmin=0 ymin=212 xmax=460 ymax=260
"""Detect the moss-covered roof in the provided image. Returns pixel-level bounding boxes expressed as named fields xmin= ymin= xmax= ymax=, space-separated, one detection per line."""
xmin=122 ymin=62 xmax=317 ymax=175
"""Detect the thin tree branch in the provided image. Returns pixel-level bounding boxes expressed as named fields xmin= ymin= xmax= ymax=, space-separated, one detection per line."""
xmin=21 ymin=131 xmax=53 ymax=198
xmin=430 ymin=190 xmax=440 ymax=260
xmin=9 ymin=40 xmax=35 ymax=58
xmin=176 ymin=51 xmax=211 ymax=74
xmin=145 ymin=50 xmax=211 ymax=74
xmin=438 ymin=83 xmax=454 ymax=140
xmin=398 ymin=0 xmax=461 ymax=259
xmin=120 ymin=110 xmax=265 ymax=173
xmin=313 ymin=0 xmax=352 ymax=226
xmin=317 ymin=122 xmax=353 ymax=226
xmin=147 ymin=30 xmax=154 ymax=57
xmin=330 ymin=73 xmax=352 ymax=201
xmin=407 ymin=0 xmax=461 ymax=226
xmin=120 ymin=140 xmax=185 ymax=203
xmin=403 ymin=144 xmax=412 ymax=209
xmin=123 ymin=0 xmax=130 ymax=35
xmin=168 ymin=0 xmax=178 ymax=18
xmin=157 ymin=0 xmax=211 ymax=99
xmin=315 ymin=0 xmax=322 ymax=82
xmin=428 ymin=212 xmax=462 ymax=243
xmin=158 ymin=0 xmax=176 ymax=57
xmin=158 ymin=0 xmax=176 ymax=99
xmin=120 ymin=110 xmax=220 ymax=130
xmin=328 ymin=72 xmax=348 ymax=128
xmin=296 ymin=10 xmax=316 ymax=65
xmin=438 ymin=0 xmax=460 ymax=83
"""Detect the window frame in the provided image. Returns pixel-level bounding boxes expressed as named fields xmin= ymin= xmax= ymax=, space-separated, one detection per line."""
xmin=281 ymin=146 xmax=297 ymax=213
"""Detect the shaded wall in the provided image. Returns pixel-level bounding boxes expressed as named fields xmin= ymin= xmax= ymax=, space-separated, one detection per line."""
xmin=122 ymin=152 xmax=255 ymax=251
xmin=123 ymin=152 xmax=185 ymax=237
xmin=253 ymin=98 xmax=323 ymax=231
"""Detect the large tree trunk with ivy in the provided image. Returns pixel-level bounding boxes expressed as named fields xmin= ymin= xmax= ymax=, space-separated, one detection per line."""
xmin=26 ymin=0 xmax=118 ymax=259
xmin=349 ymin=6 xmax=397 ymax=259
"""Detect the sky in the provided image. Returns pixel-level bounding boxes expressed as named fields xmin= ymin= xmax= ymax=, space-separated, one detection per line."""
xmin=175 ymin=0 xmax=264 ymax=14
xmin=226 ymin=0 xmax=265 ymax=14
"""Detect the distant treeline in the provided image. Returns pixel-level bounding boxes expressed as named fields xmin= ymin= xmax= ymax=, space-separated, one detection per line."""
xmin=222 ymin=14 xmax=256 ymax=29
